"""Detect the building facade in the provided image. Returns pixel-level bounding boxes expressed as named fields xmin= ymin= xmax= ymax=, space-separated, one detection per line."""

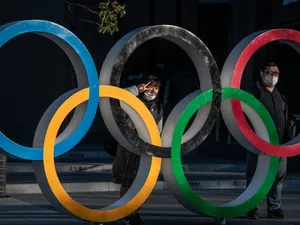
xmin=0 ymin=0 xmax=300 ymax=171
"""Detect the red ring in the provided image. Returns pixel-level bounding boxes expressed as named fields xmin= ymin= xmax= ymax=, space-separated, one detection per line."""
xmin=231 ymin=29 xmax=300 ymax=157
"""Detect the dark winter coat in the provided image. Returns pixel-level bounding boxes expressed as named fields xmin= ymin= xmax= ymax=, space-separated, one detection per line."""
xmin=112 ymin=85 xmax=163 ymax=187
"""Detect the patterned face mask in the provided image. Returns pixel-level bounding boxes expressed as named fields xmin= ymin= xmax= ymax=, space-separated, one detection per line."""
xmin=143 ymin=91 xmax=156 ymax=101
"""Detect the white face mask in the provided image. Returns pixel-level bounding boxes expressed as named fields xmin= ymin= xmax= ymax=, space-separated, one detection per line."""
xmin=263 ymin=75 xmax=278 ymax=87
xmin=143 ymin=91 xmax=156 ymax=101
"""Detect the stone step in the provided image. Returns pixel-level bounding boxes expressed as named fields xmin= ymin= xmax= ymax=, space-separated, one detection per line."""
xmin=7 ymin=159 xmax=246 ymax=173
xmin=5 ymin=171 xmax=300 ymax=194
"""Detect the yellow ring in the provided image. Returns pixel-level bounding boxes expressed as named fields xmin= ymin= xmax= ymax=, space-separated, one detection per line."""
xmin=43 ymin=85 xmax=162 ymax=222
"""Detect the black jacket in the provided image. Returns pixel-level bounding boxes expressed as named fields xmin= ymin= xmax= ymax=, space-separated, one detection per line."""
xmin=246 ymin=81 xmax=295 ymax=144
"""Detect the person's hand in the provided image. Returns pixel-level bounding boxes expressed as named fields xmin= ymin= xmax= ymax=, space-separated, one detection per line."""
xmin=289 ymin=120 xmax=296 ymax=129
xmin=137 ymin=82 xmax=151 ymax=93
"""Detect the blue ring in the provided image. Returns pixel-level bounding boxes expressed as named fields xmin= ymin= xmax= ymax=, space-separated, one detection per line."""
xmin=0 ymin=20 xmax=99 ymax=160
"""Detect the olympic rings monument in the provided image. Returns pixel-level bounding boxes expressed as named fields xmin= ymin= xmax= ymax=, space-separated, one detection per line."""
xmin=1 ymin=20 xmax=300 ymax=223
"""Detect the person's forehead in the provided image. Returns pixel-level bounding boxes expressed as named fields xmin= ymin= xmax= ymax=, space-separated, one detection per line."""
xmin=266 ymin=66 xmax=279 ymax=71
xmin=149 ymin=81 xmax=159 ymax=87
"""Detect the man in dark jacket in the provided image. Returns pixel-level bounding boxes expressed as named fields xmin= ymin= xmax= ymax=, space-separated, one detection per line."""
xmin=246 ymin=62 xmax=295 ymax=219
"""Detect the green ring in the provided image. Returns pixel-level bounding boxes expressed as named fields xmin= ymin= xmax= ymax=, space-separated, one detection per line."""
xmin=171 ymin=87 xmax=280 ymax=218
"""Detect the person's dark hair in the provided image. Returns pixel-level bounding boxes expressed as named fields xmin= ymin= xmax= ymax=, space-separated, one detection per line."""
xmin=260 ymin=62 xmax=278 ymax=72
xmin=148 ymin=75 xmax=161 ymax=89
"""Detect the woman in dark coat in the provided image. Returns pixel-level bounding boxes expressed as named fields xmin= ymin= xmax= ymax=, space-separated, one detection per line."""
xmin=112 ymin=75 xmax=163 ymax=225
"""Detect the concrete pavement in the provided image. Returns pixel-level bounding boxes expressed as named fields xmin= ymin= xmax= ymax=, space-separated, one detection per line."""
xmin=4 ymin=151 xmax=300 ymax=224
xmin=2 ymin=190 xmax=300 ymax=225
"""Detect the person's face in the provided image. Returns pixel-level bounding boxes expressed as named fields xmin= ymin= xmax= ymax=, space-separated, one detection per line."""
xmin=260 ymin=66 xmax=280 ymax=80
xmin=147 ymin=81 xmax=160 ymax=95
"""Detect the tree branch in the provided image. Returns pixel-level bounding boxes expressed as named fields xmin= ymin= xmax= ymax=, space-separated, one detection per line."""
xmin=65 ymin=0 xmax=99 ymax=15
xmin=75 ymin=17 xmax=100 ymax=26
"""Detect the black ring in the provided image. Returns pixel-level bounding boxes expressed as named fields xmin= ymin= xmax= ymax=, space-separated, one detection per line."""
xmin=109 ymin=25 xmax=221 ymax=158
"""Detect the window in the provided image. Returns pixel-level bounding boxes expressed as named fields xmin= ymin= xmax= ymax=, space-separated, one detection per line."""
xmin=199 ymin=0 xmax=231 ymax=3
xmin=283 ymin=0 xmax=299 ymax=5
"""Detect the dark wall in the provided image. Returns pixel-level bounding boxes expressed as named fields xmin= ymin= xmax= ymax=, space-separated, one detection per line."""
xmin=0 ymin=0 xmax=68 ymax=147
xmin=5 ymin=0 xmax=299 ymax=165
xmin=0 ymin=0 xmax=235 ymax=158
